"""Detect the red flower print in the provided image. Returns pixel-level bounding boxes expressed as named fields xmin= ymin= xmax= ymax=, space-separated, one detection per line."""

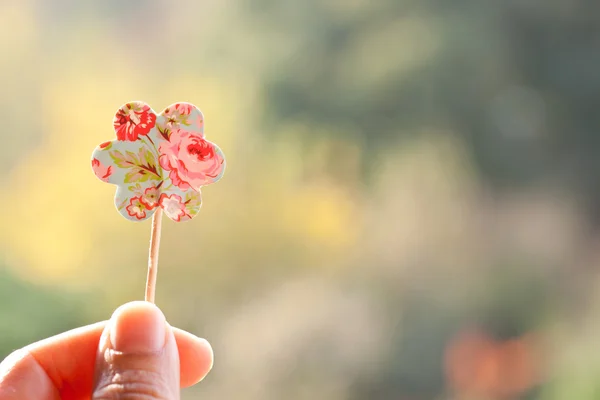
xmin=91 ymin=158 xmax=113 ymax=182
xmin=159 ymin=129 xmax=225 ymax=191
xmin=126 ymin=197 xmax=148 ymax=220
xmin=114 ymin=101 xmax=157 ymax=141
xmin=158 ymin=193 xmax=188 ymax=222
xmin=140 ymin=186 xmax=160 ymax=209
xmin=99 ymin=141 xmax=111 ymax=149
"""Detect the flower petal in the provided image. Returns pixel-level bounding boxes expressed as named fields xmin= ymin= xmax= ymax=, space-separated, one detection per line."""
xmin=156 ymin=102 xmax=204 ymax=140
xmin=91 ymin=139 xmax=163 ymax=187
xmin=113 ymin=101 xmax=158 ymax=142
xmin=92 ymin=123 xmax=166 ymax=222
xmin=203 ymin=141 xmax=226 ymax=185
xmin=91 ymin=140 xmax=121 ymax=185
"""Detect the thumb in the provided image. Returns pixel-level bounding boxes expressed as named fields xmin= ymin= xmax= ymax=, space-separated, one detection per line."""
xmin=92 ymin=301 xmax=180 ymax=399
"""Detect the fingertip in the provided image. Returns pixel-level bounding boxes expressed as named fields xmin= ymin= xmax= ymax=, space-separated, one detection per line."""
xmin=173 ymin=328 xmax=214 ymax=388
xmin=189 ymin=335 xmax=214 ymax=374
xmin=109 ymin=301 xmax=167 ymax=353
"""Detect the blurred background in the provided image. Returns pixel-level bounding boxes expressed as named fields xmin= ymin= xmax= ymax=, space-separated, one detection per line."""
xmin=1 ymin=0 xmax=600 ymax=398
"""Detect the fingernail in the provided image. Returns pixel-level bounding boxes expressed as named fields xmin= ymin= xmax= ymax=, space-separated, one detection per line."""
xmin=109 ymin=301 xmax=166 ymax=353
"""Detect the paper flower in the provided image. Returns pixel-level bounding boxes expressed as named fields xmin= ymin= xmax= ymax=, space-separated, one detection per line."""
xmin=91 ymin=101 xmax=226 ymax=222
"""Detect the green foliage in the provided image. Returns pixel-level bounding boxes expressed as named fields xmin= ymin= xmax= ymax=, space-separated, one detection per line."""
xmin=249 ymin=0 xmax=600 ymax=216
xmin=0 ymin=267 xmax=89 ymax=359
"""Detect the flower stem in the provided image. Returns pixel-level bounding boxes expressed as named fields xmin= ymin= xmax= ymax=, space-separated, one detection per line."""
xmin=146 ymin=135 xmax=156 ymax=147
xmin=141 ymin=135 xmax=161 ymax=159
xmin=145 ymin=208 xmax=163 ymax=303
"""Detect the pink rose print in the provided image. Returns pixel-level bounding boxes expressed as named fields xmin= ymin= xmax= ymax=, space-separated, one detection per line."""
xmin=114 ymin=101 xmax=157 ymax=141
xmin=140 ymin=186 xmax=160 ymax=209
xmin=175 ymin=103 xmax=194 ymax=115
xmin=158 ymin=193 xmax=189 ymax=222
xmin=91 ymin=158 xmax=113 ymax=182
xmin=126 ymin=197 xmax=148 ymax=220
xmin=92 ymin=101 xmax=224 ymax=222
xmin=159 ymin=129 xmax=225 ymax=191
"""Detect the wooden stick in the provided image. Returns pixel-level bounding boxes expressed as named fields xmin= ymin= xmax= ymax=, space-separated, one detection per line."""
xmin=145 ymin=208 xmax=163 ymax=303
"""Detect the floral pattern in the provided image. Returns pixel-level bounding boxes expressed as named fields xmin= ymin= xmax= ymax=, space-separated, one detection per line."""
xmin=91 ymin=158 xmax=113 ymax=182
xmin=91 ymin=101 xmax=225 ymax=222
xmin=159 ymin=193 xmax=188 ymax=222
xmin=126 ymin=197 xmax=148 ymax=220
xmin=159 ymin=129 xmax=225 ymax=191
xmin=114 ymin=101 xmax=157 ymax=141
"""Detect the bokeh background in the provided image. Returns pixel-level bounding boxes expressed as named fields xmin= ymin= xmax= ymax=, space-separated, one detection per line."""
xmin=1 ymin=0 xmax=600 ymax=398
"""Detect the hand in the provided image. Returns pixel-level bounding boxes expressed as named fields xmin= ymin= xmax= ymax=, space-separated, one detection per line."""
xmin=0 ymin=301 xmax=213 ymax=399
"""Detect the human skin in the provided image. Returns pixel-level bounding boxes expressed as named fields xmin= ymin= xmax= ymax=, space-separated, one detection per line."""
xmin=0 ymin=301 xmax=213 ymax=399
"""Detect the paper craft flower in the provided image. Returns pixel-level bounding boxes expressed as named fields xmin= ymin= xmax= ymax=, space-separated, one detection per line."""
xmin=91 ymin=101 xmax=226 ymax=222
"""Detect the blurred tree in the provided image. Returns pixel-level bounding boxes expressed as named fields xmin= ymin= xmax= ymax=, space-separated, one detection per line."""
xmin=247 ymin=0 xmax=600 ymax=222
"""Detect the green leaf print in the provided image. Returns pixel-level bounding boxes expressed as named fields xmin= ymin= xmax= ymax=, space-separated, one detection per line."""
xmin=109 ymin=150 xmax=132 ymax=168
xmin=116 ymin=197 xmax=128 ymax=211
xmin=124 ymin=168 xmax=152 ymax=183
xmin=184 ymin=191 xmax=202 ymax=216
xmin=157 ymin=125 xmax=170 ymax=141
xmin=185 ymin=191 xmax=201 ymax=206
xmin=140 ymin=147 xmax=158 ymax=171
xmin=125 ymin=150 xmax=140 ymax=165
xmin=109 ymin=148 xmax=162 ymax=183
xmin=127 ymin=183 xmax=143 ymax=192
